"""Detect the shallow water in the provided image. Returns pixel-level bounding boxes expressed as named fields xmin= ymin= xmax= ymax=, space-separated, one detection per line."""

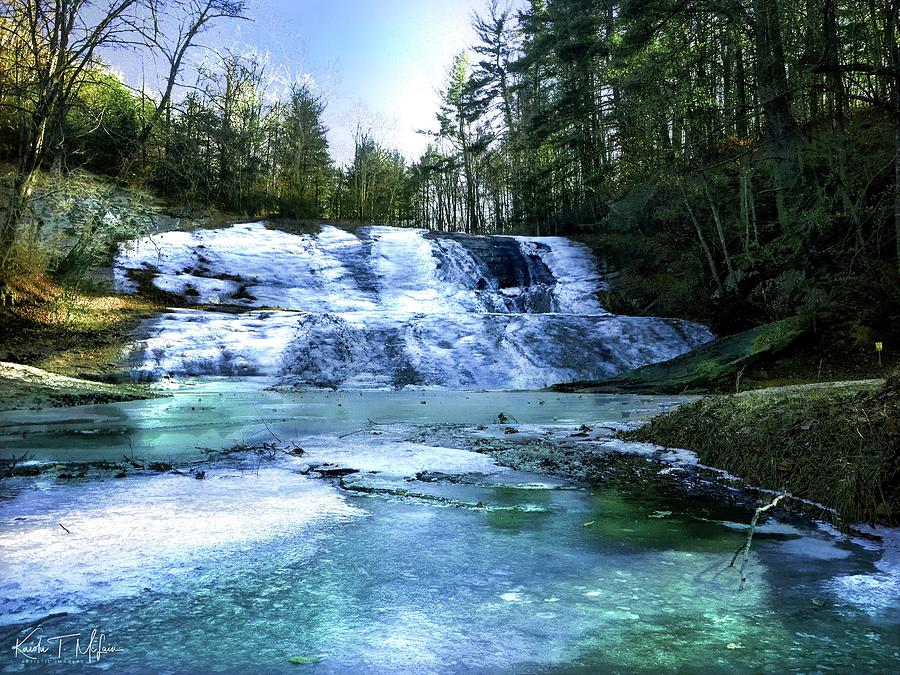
xmin=1 ymin=384 xmax=898 ymax=673
xmin=0 ymin=379 xmax=682 ymax=463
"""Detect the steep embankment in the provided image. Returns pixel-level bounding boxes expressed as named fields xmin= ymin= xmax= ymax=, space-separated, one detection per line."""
xmin=624 ymin=376 xmax=900 ymax=525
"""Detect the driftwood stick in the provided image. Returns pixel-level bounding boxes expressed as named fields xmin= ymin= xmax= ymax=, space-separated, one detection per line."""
xmin=253 ymin=407 xmax=282 ymax=443
xmin=729 ymin=541 xmax=747 ymax=567
xmin=733 ymin=493 xmax=786 ymax=591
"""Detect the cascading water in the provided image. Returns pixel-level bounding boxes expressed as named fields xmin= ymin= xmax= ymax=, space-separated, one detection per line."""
xmin=115 ymin=222 xmax=713 ymax=389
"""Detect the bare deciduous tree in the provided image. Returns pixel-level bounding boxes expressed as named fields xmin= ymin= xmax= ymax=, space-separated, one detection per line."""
xmin=0 ymin=0 xmax=245 ymax=265
xmin=135 ymin=0 xmax=247 ymax=148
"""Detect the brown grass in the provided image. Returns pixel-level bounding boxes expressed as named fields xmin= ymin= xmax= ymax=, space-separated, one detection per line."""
xmin=1 ymin=259 xmax=161 ymax=381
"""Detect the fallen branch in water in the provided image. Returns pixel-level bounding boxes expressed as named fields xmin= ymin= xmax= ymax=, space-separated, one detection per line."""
xmin=254 ymin=407 xmax=282 ymax=443
xmin=730 ymin=493 xmax=786 ymax=591
xmin=339 ymin=419 xmax=384 ymax=439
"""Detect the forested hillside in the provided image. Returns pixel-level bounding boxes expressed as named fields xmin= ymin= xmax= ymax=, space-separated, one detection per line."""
xmin=1 ymin=0 xmax=898 ymax=337
xmin=414 ymin=0 xmax=898 ymax=338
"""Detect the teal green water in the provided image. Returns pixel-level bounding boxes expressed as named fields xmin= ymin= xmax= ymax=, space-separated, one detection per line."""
xmin=1 ymin=383 xmax=897 ymax=673
xmin=0 ymin=379 xmax=684 ymax=462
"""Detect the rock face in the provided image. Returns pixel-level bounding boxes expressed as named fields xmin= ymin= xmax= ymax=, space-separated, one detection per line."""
xmin=116 ymin=222 xmax=714 ymax=389
xmin=427 ymin=231 xmax=558 ymax=310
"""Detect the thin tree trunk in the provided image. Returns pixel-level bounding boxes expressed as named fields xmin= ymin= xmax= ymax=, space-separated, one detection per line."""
xmin=753 ymin=0 xmax=798 ymax=229
xmin=704 ymin=179 xmax=736 ymax=283
xmin=735 ymin=46 xmax=749 ymax=139
xmin=890 ymin=0 xmax=900 ymax=274
xmin=823 ymin=0 xmax=845 ymax=129
xmin=895 ymin=106 xmax=899 ymax=275
xmin=681 ymin=182 xmax=724 ymax=293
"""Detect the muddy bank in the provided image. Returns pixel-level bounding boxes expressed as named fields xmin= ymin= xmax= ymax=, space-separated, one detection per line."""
xmin=0 ymin=362 xmax=162 ymax=411
xmin=623 ymin=378 xmax=899 ymax=525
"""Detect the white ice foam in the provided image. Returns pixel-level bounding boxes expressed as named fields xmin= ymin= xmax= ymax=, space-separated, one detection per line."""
xmin=0 ymin=468 xmax=361 ymax=624
xmin=515 ymin=236 xmax=608 ymax=315
xmin=368 ymin=226 xmax=449 ymax=314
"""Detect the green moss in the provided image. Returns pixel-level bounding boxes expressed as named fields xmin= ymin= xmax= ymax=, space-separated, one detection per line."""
xmin=553 ymin=317 xmax=808 ymax=394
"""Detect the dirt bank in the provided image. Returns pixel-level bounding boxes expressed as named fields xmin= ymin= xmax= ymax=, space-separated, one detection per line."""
xmin=0 ymin=361 xmax=163 ymax=411
xmin=623 ymin=378 xmax=900 ymax=525
xmin=0 ymin=261 xmax=165 ymax=380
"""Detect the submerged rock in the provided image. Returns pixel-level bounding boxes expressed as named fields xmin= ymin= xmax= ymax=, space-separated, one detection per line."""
xmin=288 ymin=655 xmax=321 ymax=666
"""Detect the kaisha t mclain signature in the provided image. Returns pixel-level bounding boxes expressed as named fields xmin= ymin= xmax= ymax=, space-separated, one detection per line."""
xmin=11 ymin=625 xmax=122 ymax=664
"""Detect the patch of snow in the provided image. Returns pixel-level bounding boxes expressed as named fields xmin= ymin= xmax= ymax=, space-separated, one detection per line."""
xmin=825 ymin=525 xmax=900 ymax=612
xmin=595 ymin=438 xmax=700 ymax=467
xmin=300 ymin=438 xmax=507 ymax=478
xmin=153 ymin=273 xmax=240 ymax=304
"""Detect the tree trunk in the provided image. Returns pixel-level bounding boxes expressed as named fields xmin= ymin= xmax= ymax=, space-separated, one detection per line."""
xmin=753 ymin=0 xmax=798 ymax=229
xmin=891 ymin=0 xmax=900 ymax=274
xmin=823 ymin=0 xmax=845 ymax=129
xmin=704 ymin=179 xmax=737 ymax=283
xmin=0 ymin=170 xmax=37 ymax=266
xmin=885 ymin=0 xmax=900 ymax=274
xmin=1 ymin=104 xmax=51 ymax=265
xmin=735 ymin=46 xmax=749 ymax=139
xmin=681 ymin=182 xmax=724 ymax=293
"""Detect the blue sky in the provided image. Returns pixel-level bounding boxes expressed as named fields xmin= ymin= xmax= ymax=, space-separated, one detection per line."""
xmin=207 ymin=0 xmax=490 ymax=165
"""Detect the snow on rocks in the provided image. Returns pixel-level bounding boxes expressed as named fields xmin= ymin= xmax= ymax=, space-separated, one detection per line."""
xmin=116 ymin=222 xmax=714 ymax=388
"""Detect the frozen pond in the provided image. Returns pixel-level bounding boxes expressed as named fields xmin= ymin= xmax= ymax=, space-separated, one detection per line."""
xmin=1 ymin=383 xmax=898 ymax=672
xmin=2 ymin=223 xmax=897 ymax=671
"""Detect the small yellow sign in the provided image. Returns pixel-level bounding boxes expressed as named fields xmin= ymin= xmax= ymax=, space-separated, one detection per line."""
xmin=875 ymin=342 xmax=883 ymax=351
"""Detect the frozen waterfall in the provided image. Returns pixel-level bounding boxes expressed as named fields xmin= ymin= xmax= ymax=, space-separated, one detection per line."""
xmin=115 ymin=222 xmax=713 ymax=389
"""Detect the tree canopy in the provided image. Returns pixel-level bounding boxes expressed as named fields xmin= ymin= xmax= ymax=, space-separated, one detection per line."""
xmin=0 ymin=0 xmax=897 ymax=335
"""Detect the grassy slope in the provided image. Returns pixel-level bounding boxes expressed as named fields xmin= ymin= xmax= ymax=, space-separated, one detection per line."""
xmin=0 ymin=268 xmax=162 ymax=381
xmin=624 ymin=377 xmax=900 ymax=525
